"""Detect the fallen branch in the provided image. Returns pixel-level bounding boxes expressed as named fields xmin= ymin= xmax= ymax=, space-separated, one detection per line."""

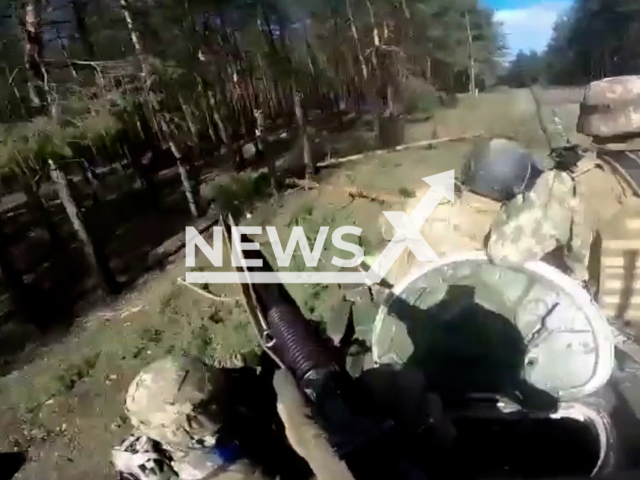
xmin=337 ymin=198 xmax=355 ymax=210
xmin=177 ymin=277 xmax=236 ymax=303
xmin=286 ymin=178 xmax=404 ymax=204
xmin=344 ymin=186 xmax=401 ymax=203
xmin=317 ymin=134 xmax=482 ymax=169
xmin=287 ymin=178 xmax=320 ymax=191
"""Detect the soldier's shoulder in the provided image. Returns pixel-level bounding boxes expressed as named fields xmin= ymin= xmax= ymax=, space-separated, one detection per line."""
xmin=530 ymin=169 xmax=575 ymax=199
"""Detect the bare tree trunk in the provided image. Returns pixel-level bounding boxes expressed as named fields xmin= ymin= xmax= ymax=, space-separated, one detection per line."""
xmin=365 ymin=0 xmax=381 ymax=75
xmin=119 ymin=0 xmax=162 ymax=150
xmin=260 ymin=6 xmax=290 ymax=120
xmin=331 ymin=16 xmax=345 ymax=116
xmin=4 ymin=64 xmax=29 ymax=119
xmin=71 ymin=0 xmax=95 ymax=58
xmin=270 ymin=13 xmax=313 ymax=179
xmin=254 ymin=107 xmax=276 ymax=190
xmin=301 ymin=21 xmax=319 ymax=102
xmin=55 ymin=27 xmax=78 ymax=79
xmin=197 ymin=80 xmax=218 ymax=144
xmin=48 ymin=160 xmax=120 ymax=295
xmin=401 ymin=0 xmax=411 ymax=20
xmin=382 ymin=20 xmax=397 ymax=115
xmin=293 ymin=88 xmax=313 ymax=180
xmin=119 ymin=0 xmax=150 ymax=77
xmin=21 ymin=1 xmax=119 ymax=297
xmin=346 ymin=0 xmax=380 ymax=120
xmin=205 ymin=87 xmax=236 ymax=162
xmin=120 ymin=0 xmax=199 ymax=216
xmin=465 ymin=11 xmax=477 ymax=97
xmin=23 ymin=0 xmax=52 ymax=116
xmin=364 ymin=0 xmax=386 ymax=137
xmin=115 ymin=2 xmax=161 ymax=195
xmin=346 ymin=0 xmax=369 ymax=84
xmin=365 ymin=0 xmax=402 ymax=147
xmin=196 ymin=25 xmax=230 ymax=150
xmin=169 ymin=143 xmax=199 ymax=218
xmin=180 ymin=94 xmax=199 ymax=142
xmin=177 ymin=160 xmax=199 ymax=217
xmin=256 ymin=54 xmax=276 ymax=118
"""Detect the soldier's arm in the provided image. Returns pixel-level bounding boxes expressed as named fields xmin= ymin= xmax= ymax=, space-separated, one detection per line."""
xmin=272 ymin=370 xmax=356 ymax=480
xmin=486 ymin=171 xmax=569 ymax=266
xmin=486 ymin=196 xmax=559 ymax=265
xmin=565 ymin=180 xmax=592 ymax=283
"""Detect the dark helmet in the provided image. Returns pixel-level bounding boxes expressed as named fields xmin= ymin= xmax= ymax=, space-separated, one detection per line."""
xmin=460 ymin=138 xmax=545 ymax=202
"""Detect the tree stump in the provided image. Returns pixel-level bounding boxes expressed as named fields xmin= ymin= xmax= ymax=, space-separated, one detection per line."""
xmin=377 ymin=114 xmax=406 ymax=149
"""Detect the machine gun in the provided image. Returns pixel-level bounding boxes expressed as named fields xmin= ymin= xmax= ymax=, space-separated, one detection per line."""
xmin=219 ymin=213 xmax=452 ymax=479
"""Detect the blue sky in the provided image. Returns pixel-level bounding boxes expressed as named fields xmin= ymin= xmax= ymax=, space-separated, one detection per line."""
xmin=483 ymin=0 xmax=573 ymax=57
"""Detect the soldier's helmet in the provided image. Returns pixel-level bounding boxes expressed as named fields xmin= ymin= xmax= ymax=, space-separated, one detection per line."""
xmin=125 ymin=355 xmax=228 ymax=449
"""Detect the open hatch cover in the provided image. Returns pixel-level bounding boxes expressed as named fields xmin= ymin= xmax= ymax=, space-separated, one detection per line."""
xmin=372 ymin=252 xmax=615 ymax=402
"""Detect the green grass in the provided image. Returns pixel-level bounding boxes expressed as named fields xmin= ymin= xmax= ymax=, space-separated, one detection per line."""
xmin=209 ymin=171 xmax=273 ymax=219
xmin=398 ymin=187 xmax=416 ymax=198
xmin=52 ymin=353 xmax=101 ymax=393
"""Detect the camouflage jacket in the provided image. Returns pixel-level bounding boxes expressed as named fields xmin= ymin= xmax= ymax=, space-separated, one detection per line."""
xmin=486 ymin=169 xmax=592 ymax=283
xmin=115 ymin=368 xmax=313 ymax=480
xmin=111 ymin=434 xmax=269 ymax=480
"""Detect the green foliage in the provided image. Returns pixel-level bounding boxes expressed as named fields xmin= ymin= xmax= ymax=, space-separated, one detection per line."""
xmin=288 ymin=202 xmax=316 ymax=227
xmin=403 ymin=77 xmax=443 ymax=116
xmin=0 ymin=0 xmax=505 ymax=187
xmin=541 ymin=0 xmax=640 ymax=84
xmin=138 ymin=327 xmax=164 ymax=345
xmin=210 ymin=172 xmax=273 ymax=218
xmin=398 ymin=187 xmax=416 ymax=198
xmin=0 ymin=97 xmax=137 ymax=176
xmin=53 ymin=353 xmax=101 ymax=393
xmin=501 ymin=50 xmax=547 ymax=88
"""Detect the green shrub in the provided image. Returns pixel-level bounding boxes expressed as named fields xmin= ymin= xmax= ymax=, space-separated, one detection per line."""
xmin=403 ymin=77 xmax=442 ymax=116
xmin=210 ymin=171 xmax=272 ymax=218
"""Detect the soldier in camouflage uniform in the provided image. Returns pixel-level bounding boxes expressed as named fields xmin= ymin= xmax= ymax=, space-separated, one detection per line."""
xmin=486 ymin=160 xmax=593 ymax=287
xmin=113 ymin=355 xmax=316 ymax=480
xmin=487 ymin=75 xmax=640 ymax=290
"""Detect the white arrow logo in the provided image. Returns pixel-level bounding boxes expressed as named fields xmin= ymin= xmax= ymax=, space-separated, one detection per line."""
xmin=366 ymin=170 xmax=455 ymax=283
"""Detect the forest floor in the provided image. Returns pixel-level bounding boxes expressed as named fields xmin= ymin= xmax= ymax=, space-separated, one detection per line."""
xmin=2 ymin=86 xmax=628 ymax=480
